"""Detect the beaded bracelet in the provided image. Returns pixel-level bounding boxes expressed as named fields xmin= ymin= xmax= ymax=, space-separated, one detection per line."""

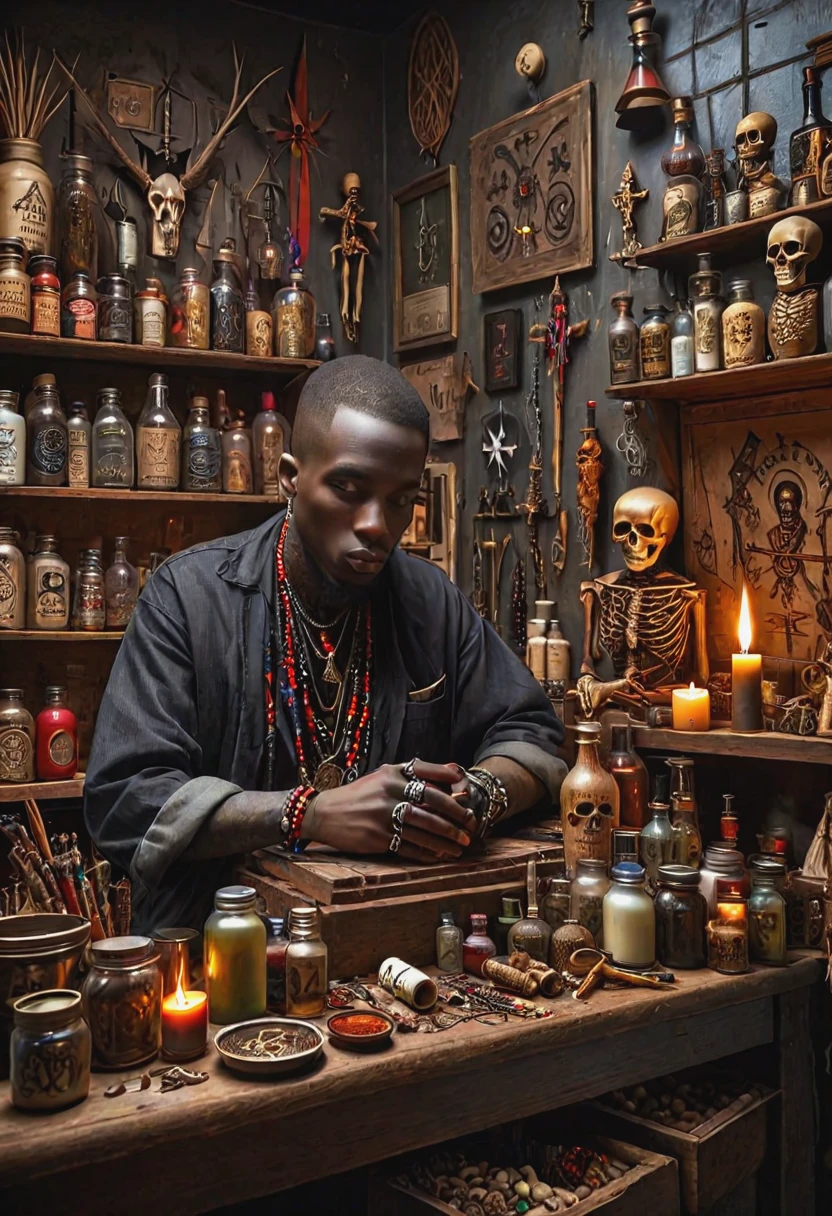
xmin=279 ymin=785 xmax=317 ymax=853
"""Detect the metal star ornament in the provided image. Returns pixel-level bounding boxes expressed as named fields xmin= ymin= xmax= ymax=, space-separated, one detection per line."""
xmin=482 ymin=402 xmax=518 ymax=480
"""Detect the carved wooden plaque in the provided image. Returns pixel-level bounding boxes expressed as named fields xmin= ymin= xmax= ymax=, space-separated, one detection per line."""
xmin=401 ymin=351 xmax=478 ymax=443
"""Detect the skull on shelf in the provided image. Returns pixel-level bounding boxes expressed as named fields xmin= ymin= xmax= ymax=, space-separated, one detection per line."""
xmin=147 ymin=172 xmax=187 ymax=259
xmin=735 ymin=111 xmax=777 ymax=171
xmin=561 ymin=722 xmax=617 ymax=875
xmin=612 ymin=486 xmax=680 ymax=573
xmin=766 ymin=215 xmax=823 ymax=292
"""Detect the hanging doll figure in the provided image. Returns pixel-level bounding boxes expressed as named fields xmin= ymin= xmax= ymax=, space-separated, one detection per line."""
xmin=319 ymin=172 xmax=378 ymax=343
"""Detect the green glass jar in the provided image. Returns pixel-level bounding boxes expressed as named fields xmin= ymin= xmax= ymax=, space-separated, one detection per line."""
xmin=748 ymin=871 xmax=788 ymax=966
xmin=204 ymin=885 xmax=266 ymax=1025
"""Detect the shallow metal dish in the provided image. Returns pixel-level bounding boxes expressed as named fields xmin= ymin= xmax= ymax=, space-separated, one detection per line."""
xmin=214 ymin=1017 xmax=324 ymax=1077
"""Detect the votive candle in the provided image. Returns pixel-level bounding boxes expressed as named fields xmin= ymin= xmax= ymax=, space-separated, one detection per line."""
xmin=161 ymin=986 xmax=208 ymax=1061
xmin=672 ymin=683 xmax=711 ymax=731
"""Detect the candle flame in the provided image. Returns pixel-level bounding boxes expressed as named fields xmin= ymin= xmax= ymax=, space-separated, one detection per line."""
xmin=174 ymin=960 xmax=188 ymax=1009
xmin=738 ymin=583 xmax=753 ymax=654
xmin=688 ymin=681 xmax=695 ymax=694
xmin=717 ymin=900 xmax=746 ymax=923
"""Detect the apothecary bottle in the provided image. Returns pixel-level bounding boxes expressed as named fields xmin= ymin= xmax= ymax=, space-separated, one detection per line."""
xmin=0 ymin=528 xmax=25 ymax=629
xmin=436 ymin=910 xmax=463 ymax=972
xmin=57 ymin=153 xmax=98 ymax=281
xmin=66 ymin=401 xmax=91 ymax=488
xmin=789 ymin=66 xmax=832 ymax=206
xmin=137 ymin=373 xmax=181 ymax=490
xmin=526 ymin=618 xmax=547 ymax=681
xmin=607 ymin=724 xmax=649 ymax=828
xmin=639 ymin=303 xmax=671 ymax=380
xmin=134 ymin=278 xmax=167 ymax=348
xmin=72 ymin=548 xmax=105 ymax=631
xmin=722 ymin=280 xmax=765 ymax=368
xmin=748 ymin=870 xmax=787 ymax=965
xmin=666 ymin=755 xmax=698 ymax=822
xmin=244 ymin=280 xmax=272 ymax=357
xmin=60 ymin=272 xmax=97 ymax=340
xmin=83 ymin=936 xmax=162 ymax=1069
xmin=671 ymin=793 xmax=702 ymax=868
xmin=661 ymin=97 xmax=706 ymax=178
xmin=169 ymin=267 xmax=209 ymax=350
xmin=0 ymin=389 xmax=25 ymax=485
xmin=0 ymin=236 xmax=30 ymax=334
xmin=252 ymin=391 xmax=285 ymax=496
xmin=0 ymin=688 xmax=35 ymax=782
xmin=670 ymin=298 xmax=695 ymax=378
xmin=265 ymin=917 xmax=289 ymax=1014
xmin=92 ymin=388 xmax=134 ymax=488
xmin=222 ymin=413 xmax=253 ymax=494
xmin=35 ymin=685 xmax=78 ymax=780
xmin=640 ymin=798 xmax=674 ymax=893
xmin=27 ymin=533 xmax=69 ymax=630
xmin=608 ymin=292 xmax=640 ymax=384
xmin=29 ymin=253 xmax=61 ymax=336
xmin=546 ymin=617 xmax=571 ymax=682
xmin=285 ymin=906 xmax=328 ymax=1018
xmin=204 ymin=885 xmax=267 ymax=1025
xmin=602 ymin=861 xmax=655 ymax=970
xmin=182 ymin=397 xmax=221 ymax=492
xmin=273 ymin=267 xmax=316 ymax=358
xmin=97 ymin=274 xmax=133 ymax=344
xmin=507 ymin=859 xmax=551 ymax=962
xmin=314 ymin=312 xmax=336 ymax=362
xmin=10 ymin=990 xmax=90 ymax=1112
xmin=210 ymin=239 xmax=245 ymax=353
xmin=570 ymin=857 xmax=611 ymax=944
xmin=0 ymin=137 xmax=54 ymax=255
xmin=463 ymin=913 xmax=496 ymax=976
xmin=655 ymin=864 xmax=706 ymax=968
xmin=540 ymin=877 xmax=572 ymax=934
xmin=27 ymin=379 xmax=67 ymax=486
xmin=105 ymin=537 xmax=138 ymax=630
xmin=560 ymin=720 xmax=620 ymax=877
xmin=689 ymin=254 xmax=724 ymax=372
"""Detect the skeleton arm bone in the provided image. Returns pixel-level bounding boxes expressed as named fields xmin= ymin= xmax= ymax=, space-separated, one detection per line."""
xmin=687 ymin=588 xmax=710 ymax=685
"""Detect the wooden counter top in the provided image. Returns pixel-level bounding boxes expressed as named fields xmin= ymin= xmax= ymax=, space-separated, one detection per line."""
xmin=0 ymin=954 xmax=823 ymax=1215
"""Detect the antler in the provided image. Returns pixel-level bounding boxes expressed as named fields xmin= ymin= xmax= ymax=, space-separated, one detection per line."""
xmin=55 ymin=54 xmax=151 ymax=191
xmin=180 ymin=45 xmax=281 ymax=190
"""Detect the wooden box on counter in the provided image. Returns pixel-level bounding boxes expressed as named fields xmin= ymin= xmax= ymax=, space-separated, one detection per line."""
xmin=237 ymin=831 xmax=563 ymax=977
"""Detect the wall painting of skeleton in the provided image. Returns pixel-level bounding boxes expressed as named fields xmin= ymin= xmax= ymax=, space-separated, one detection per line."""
xmin=469 ymin=80 xmax=593 ymax=294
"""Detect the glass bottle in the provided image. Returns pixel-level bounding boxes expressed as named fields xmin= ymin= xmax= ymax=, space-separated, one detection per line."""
xmin=169 ymin=267 xmax=209 ymax=350
xmin=570 ymin=857 xmax=611 ymax=945
xmin=0 ymin=389 xmax=25 ymax=485
xmin=436 ymin=910 xmax=464 ymax=972
xmin=92 ymin=388 xmax=134 ymax=488
xmin=57 ymin=153 xmax=98 ymax=281
xmin=545 ymin=616 xmax=571 ymax=682
xmin=560 ymin=721 xmax=620 ymax=877
xmin=0 ymin=687 xmax=35 ymax=781
xmin=29 ymin=253 xmax=60 ymax=337
xmin=666 ymin=756 xmax=698 ymax=823
xmin=27 ymin=534 xmax=70 ymax=630
xmin=72 ymin=548 xmax=105 ymax=631
xmin=670 ymin=298 xmax=695 ymax=378
xmin=640 ymin=798 xmax=675 ymax=894
xmin=134 ymin=278 xmax=168 ymax=348
xmin=83 ymin=936 xmax=162 ymax=1069
xmin=252 ymin=391 xmax=286 ymax=497
xmin=66 ymin=401 xmax=91 ymax=488
xmin=137 ymin=373 xmax=181 ymax=491
xmin=181 ymin=397 xmax=221 ymax=493
xmin=748 ymin=870 xmax=787 ymax=965
xmin=507 ymin=859 xmax=552 ymax=962
xmin=105 ymin=537 xmax=138 ymax=630
xmin=0 ymin=236 xmax=30 ymax=334
xmin=671 ymin=793 xmax=702 ymax=868
xmin=655 ymin=864 xmax=707 ymax=969
xmin=661 ymin=96 xmax=706 ymax=178
xmin=540 ymin=877 xmax=571 ymax=934
xmin=97 ymin=273 xmax=133 ymax=344
xmin=703 ymin=148 xmax=728 ymax=230
xmin=222 ymin=412 xmax=253 ymax=495
xmin=494 ymin=896 xmax=522 ymax=955
xmin=265 ymin=917 xmax=289 ymax=1014
xmin=789 ymin=66 xmax=832 ymax=206
xmin=0 ymin=527 xmax=25 ymax=629
xmin=315 ymin=312 xmax=336 ymax=362
xmin=462 ymin=913 xmax=496 ymax=976
xmin=699 ymin=843 xmax=749 ymax=917
xmin=204 ymin=885 xmax=267 ymax=1025
xmin=285 ymin=906 xmax=328 ymax=1017
xmin=273 ymin=267 xmax=316 ymax=358
xmin=607 ymin=724 xmax=649 ymax=828
xmin=60 ymin=271 xmax=97 ymax=340
xmin=10 ymin=989 xmax=91 ymax=1112
xmin=210 ymin=239 xmax=245 ymax=353
xmin=35 ymin=685 xmax=78 ymax=780
xmin=720 ymin=793 xmax=739 ymax=844
xmin=688 ymin=254 xmax=724 ymax=372
xmin=244 ymin=280 xmax=273 ymax=358
xmin=603 ymin=862 xmax=655 ymax=970
xmin=24 ymin=372 xmax=56 ymax=417
xmin=639 ymin=303 xmax=671 ymax=380
xmin=722 ymin=280 xmax=765 ymax=369
xmin=608 ymin=292 xmax=640 ymax=384
xmin=26 ymin=379 xmax=67 ymax=486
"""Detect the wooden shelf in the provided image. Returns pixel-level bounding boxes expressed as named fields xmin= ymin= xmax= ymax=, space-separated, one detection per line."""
xmin=0 ymin=630 xmax=123 ymax=641
xmin=0 ymin=331 xmax=320 ymax=377
xmin=0 ymin=485 xmax=282 ymax=505
xmin=631 ymin=194 xmax=832 ymax=271
xmin=632 ymin=724 xmax=832 ymax=764
xmin=0 ymin=773 xmax=85 ymax=802
xmin=605 ymin=351 xmax=832 ymax=404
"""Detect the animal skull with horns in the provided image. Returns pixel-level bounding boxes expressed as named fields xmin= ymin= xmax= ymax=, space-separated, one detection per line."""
xmin=58 ymin=49 xmax=281 ymax=258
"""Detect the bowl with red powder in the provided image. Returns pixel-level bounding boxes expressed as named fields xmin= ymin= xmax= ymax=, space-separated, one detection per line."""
xmin=326 ymin=1010 xmax=395 ymax=1051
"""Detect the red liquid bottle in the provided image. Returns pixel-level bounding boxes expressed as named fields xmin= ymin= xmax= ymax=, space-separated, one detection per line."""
xmin=35 ymin=685 xmax=78 ymax=780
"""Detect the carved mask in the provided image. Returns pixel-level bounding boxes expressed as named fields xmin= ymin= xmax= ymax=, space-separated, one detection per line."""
xmin=612 ymin=486 xmax=679 ymax=572
xmin=735 ymin=112 xmax=777 ymax=165
xmin=766 ymin=215 xmax=823 ymax=292
xmin=147 ymin=173 xmax=186 ymax=259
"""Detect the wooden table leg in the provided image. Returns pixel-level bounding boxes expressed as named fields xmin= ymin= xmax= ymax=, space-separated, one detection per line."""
xmin=777 ymin=986 xmax=816 ymax=1214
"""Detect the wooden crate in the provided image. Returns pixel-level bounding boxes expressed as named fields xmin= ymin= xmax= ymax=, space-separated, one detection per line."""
xmin=368 ymin=1136 xmax=679 ymax=1216
xmin=585 ymin=1081 xmax=778 ymax=1214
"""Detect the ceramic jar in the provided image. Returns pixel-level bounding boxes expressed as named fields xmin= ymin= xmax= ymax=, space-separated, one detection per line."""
xmin=639 ymin=304 xmax=671 ymax=379
xmin=0 ymin=138 xmax=53 ymax=255
xmin=0 ymin=688 xmax=34 ymax=782
xmin=722 ymin=280 xmax=765 ymax=368
xmin=10 ymin=989 xmax=90 ymax=1111
xmin=560 ymin=721 xmax=620 ymax=877
xmin=82 ymin=936 xmax=161 ymax=1069
xmin=549 ymin=918 xmax=594 ymax=972
xmin=0 ymin=389 xmax=24 ymax=485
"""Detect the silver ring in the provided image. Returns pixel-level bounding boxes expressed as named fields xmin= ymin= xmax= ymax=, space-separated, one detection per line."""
xmin=389 ymin=833 xmax=402 ymax=853
xmin=403 ymin=778 xmax=426 ymax=804
xmin=392 ymin=801 xmax=409 ymax=833
xmin=402 ymin=758 xmax=418 ymax=778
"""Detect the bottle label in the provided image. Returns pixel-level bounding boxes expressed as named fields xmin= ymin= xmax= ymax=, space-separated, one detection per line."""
xmin=139 ymin=303 xmax=166 ymax=346
xmin=640 ymin=328 xmax=670 ymax=378
xmin=261 ymin=430 xmax=282 ymax=493
xmin=94 ymin=429 xmax=131 ymax=485
xmin=48 ymin=729 xmax=75 ymax=767
xmin=211 ymin=295 xmax=244 ymax=352
xmin=0 ymin=554 xmax=20 ymax=625
xmin=186 ymin=433 xmax=221 ymax=488
xmin=31 ymin=425 xmax=67 ymax=475
xmin=138 ymin=428 xmax=180 ymax=489
xmin=0 ymin=726 xmax=32 ymax=781
xmin=610 ymin=331 xmax=638 ymax=382
xmin=671 ymin=334 xmax=694 ymax=377
xmin=9 ymin=179 xmax=49 ymax=252
xmin=32 ymin=290 xmax=60 ymax=336
xmin=61 ymin=297 xmax=96 ymax=339
xmin=106 ymin=590 xmax=136 ymax=629
xmin=0 ymin=425 xmax=20 ymax=483
xmin=116 ymin=219 xmax=138 ymax=269
xmin=225 ymin=448 xmax=252 ymax=494
xmin=68 ymin=429 xmax=89 ymax=487
xmin=286 ymin=957 xmax=325 ymax=1014
xmin=36 ymin=566 xmax=68 ymax=625
xmin=78 ymin=578 xmax=105 ymax=628
xmin=99 ymin=299 xmax=132 ymax=342
xmin=246 ymin=311 xmax=272 ymax=357
xmin=0 ymin=275 xmax=29 ymax=323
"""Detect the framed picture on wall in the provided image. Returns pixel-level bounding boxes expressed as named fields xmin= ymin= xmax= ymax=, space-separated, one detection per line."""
xmin=484 ymin=308 xmax=522 ymax=392
xmin=469 ymin=79 xmax=593 ymax=293
xmin=392 ymin=165 xmax=459 ymax=352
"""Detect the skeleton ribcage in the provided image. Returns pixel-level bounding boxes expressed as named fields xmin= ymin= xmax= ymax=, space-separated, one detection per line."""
xmin=598 ymin=582 xmax=692 ymax=683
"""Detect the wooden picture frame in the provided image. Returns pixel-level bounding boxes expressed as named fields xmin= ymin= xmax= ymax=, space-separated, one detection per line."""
xmin=484 ymin=308 xmax=522 ymax=392
xmin=469 ymin=79 xmax=593 ymax=294
xmin=392 ymin=165 xmax=459 ymax=353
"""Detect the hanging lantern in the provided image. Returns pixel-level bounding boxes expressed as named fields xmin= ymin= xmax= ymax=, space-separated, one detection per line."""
xmin=615 ymin=0 xmax=670 ymax=130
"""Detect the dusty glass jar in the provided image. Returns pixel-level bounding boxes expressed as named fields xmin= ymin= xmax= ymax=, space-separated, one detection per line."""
xmin=436 ymin=910 xmax=463 ymax=972
xmin=204 ymin=885 xmax=267 ymax=1024
xmin=608 ymin=291 xmax=640 ymax=384
xmin=0 ymin=687 xmax=35 ymax=782
xmin=57 ymin=153 xmax=98 ymax=281
xmin=26 ymin=379 xmax=67 ymax=487
xmin=570 ymin=857 xmax=611 ymax=945
xmin=11 ymin=989 xmax=91 ymax=1111
xmin=169 ymin=267 xmax=209 ymax=350
xmin=273 ymin=267 xmax=316 ymax=358
xmin=748 ymin=871 xmax=788 ymax=965
xmin=92 ymin=387 xmax=134 ymax=488
xmin=641 ymin=798 xmax=675 ymax=895
xmin=602 ymin=861 xmax=656 ymax=970
xmin=60 ymin=272 xmax=97 ymax=340
xmin=671 ymin=793 xmax=702 ymax=868
xmin=82 ymin=936 xmax=161 ymax=1069
xmin=136 ymin=373 xmax=181 ymax=490
xmin=670 ymin=298 xmax=695 ymax=378
xmin=0 ymin=527 xmax=26 ymax=630
xmin=27 ymin=533 xmax=70 ymax=630
xmin=97 ymin=274 xmax=133 ymax=343
xmin=540 ymin=877 xmax=572 ymax=933
xmin=286 ymin=906 xmax=328 ymax=1018
xmin=655 ymin=864 xmax=707 ymax=968
xmin=210 ymin=242 xmax=245 ymax=353
xmin=639 ymin=303 xmax=671 ymax=379
xmin=182 ymin=398 xmax=222 ymax=492
xmin=0 ymin=235 xmax=30 ymax=333
xmin=105 ymin=536 xmax=138 ymax=629
xmin=71 ymin=548 xmax=105 ymax=631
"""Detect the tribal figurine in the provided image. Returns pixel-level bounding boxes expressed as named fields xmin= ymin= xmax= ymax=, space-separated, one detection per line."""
xmin=610 ymin=161 xmax=648 ymax=263
xmin=320 ymin=172 xmax=379 ymax=343
xmin=575 ymin=401 xmax=603 ymax=570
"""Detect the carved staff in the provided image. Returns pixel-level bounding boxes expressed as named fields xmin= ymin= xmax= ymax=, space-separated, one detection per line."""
xmin=517 ymin=307 xmax=549 ymax=600
xmin=576 ymin=400 xmax=604 ymax=570
xmin=544 ymin=277 xmax=588 ymax=576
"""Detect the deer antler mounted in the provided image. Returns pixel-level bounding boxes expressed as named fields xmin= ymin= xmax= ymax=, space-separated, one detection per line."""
xmin=57 ymin=47 xmax=281 ymax=259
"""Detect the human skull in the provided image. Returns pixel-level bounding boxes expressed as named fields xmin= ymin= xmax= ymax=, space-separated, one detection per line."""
xmin=735 ymin=112 xmax=777 ymax=163
xmin=612 ymin=487 xmax=679 ymax=572
xmin=766 ymin=215 xmax=823 ymax=291
xmin=146 ymin=172 xmax=186 ymax=259
xmin=342 ymin=171 xmax=361 ymax=198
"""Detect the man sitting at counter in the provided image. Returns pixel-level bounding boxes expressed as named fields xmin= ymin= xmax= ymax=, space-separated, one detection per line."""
xmin=84 ymin=356 xmax=565 ymax=931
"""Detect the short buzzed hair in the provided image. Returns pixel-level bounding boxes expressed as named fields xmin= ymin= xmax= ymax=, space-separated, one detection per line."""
xmin=292 ymin=355 xmax=430 ymax=461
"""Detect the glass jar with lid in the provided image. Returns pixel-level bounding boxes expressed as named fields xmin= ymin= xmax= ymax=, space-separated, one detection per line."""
xmin=0 ymin=688 xmax=35 ymax=782
xmin=272 ymin=267 xmax=316 ymax=358
xmin=97 ymin=273 xmax=133 ymax=343
xmin=82 ymin=936 xmax=161 ymax=1069
xmin=0 ymin=236 xmax=30 ymax=333
xmin=204 ymin=884 xmax=267 ymax=1024
xmin=688 ymin=253 xmax=724 ymax=372
xmin=0 ymin=527 xmax=25 ymax=630
xmin=602 ymin=861 xmax=656 ymax=970
xmin=27 ymin=533 xmax=70 ymax=630
xmin=29 ymin=253 xmax=61 ymax=336
xmin=748 ymin=867 xmax=788 ymax=965
xmin=92 ymin=387 xmax=134 ymax=488
xmin=655 ymin=864 xmax=707 ymax=968
xmin=10 ymin=989 xmax=91 ymax=1111
xmin=169 ymin=267 xmax=209 ymax=349
xmin=61 ymin=271 xmax=97 ymax=340
xmin=26 ymin=377 xmax=67 ymax=486
xmin=699 ymin=843 xmax=749 ymax=917
xmin=570 ymin=857 xmax=611 ymax=944
xmin=639 ymin=303 xmax=671 ymax=379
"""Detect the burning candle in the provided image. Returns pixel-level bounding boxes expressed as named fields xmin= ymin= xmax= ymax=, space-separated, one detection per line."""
xmin=731 ymin=584 xmax=762 ymax=732
xmin=708 ymin=881 xmax=749 ymax=974
xmin=672 ymin=682 xmax=711 ymax=731
xmin=161 ymin=967 xmax=208 ymax=1062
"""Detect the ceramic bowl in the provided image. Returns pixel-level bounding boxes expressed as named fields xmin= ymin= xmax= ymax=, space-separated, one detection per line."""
xmin=214 ymin=1017 xmax=324 ymax=1077
xmin=326 ymin=1010 xmax=395 ymax=1051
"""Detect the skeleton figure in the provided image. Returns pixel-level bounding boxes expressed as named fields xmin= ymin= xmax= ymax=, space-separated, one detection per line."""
xmin=766 ymin=480 xmax=818 ymax=605
xmin=735 ymin=112 xmax=786 ymax=217
xmin=577 ymin=487 xmax=709 ymax=718
xmin=319 ymin=172 xmax=378 ymax=344
xmin=766 ymin=215 xmax=823 ymax=359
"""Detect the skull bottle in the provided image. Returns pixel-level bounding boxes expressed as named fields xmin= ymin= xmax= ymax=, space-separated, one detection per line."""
xmin=789 ymin=67 xmax=832 ymax=206
xmin=735 ymin=112 xmax=786 ymax=218
xmin=766 ymin=215 xmax=823 ymax=360
xmin=688 ymin=254 xmax=724 ymax=373
xmin=560 ymin=721 xmax=619 ymax=877
xmin=721 ymin=280 xmax=765 ymax=368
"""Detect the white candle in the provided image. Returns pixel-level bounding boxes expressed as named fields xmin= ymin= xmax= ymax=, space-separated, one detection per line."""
xmin=672 ymin=682 xmax=711 ymax=731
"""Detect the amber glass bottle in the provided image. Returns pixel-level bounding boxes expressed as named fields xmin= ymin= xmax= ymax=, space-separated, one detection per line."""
xmin=607 ymin=724 xmax=649 ymax=828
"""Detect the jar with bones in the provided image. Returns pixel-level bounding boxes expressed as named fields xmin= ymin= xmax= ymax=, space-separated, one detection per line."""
xmin=766 ymin=215 xmax=823 ymax=359
xmin=560 ymin=721 xmax=619 ymax=878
